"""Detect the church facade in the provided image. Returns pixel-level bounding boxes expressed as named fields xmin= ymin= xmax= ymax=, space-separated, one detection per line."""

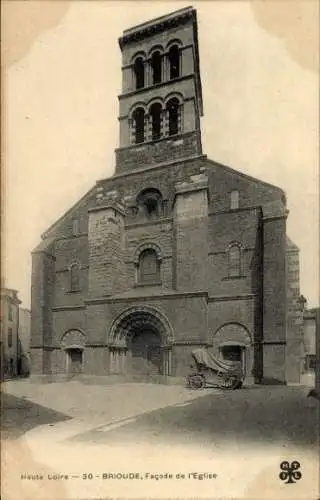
xmin=30 ymin=7 xmax=304 ymax=384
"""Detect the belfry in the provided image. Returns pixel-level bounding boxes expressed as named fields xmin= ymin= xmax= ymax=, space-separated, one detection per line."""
xmin=115 ymin=6 xmax=203 ymax=173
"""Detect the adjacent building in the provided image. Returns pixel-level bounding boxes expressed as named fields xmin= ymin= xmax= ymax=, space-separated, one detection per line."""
xmin=18 ymin=307 xmax=31 ymax=376
xmin=30 ymin=7 xmax=304 ymax=384
xmin=0 ymin=288 xmax=31 ymax=379
xmin=301 ymin=305 xmax=319 ymax=389
xmin=1 ymin=288 xmax=21 ymax=378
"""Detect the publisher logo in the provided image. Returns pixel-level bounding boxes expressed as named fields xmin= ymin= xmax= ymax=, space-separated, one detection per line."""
xmin=279 ymin=461 xmax=302 ymax=484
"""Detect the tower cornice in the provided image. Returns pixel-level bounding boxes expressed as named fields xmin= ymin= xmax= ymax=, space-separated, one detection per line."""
xmin=118 ymin=7 xmax=195 ymax=49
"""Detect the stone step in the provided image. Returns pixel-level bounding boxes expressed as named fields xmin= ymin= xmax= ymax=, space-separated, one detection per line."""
xmin=29 ymin=373 xmax=187 ymax=386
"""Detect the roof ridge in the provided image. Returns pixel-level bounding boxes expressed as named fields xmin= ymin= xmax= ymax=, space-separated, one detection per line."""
xmin=205 ymin=158 xmax=285 ymax=195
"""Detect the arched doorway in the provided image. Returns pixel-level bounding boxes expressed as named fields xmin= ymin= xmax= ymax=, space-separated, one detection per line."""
xmin=129 ymin=328 xmax=161 ymax=375
xmin=108 ymin=306 xmax=173 ymax=376
xmin=66 ymin=348 xmax=83 ymax=374
xmin=61 ymin=330 xmax=86 ymax=375
xmin=212 ymin=323 xmax=252 ymax=381
xmin=220 ymin=344 xmax=246 ymax=375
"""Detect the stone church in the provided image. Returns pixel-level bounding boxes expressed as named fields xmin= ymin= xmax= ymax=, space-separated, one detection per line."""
xmin=30 ymin=7 xmax=304 ymax=385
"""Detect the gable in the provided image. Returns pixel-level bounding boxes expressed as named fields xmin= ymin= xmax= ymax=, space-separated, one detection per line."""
xmin=39 ymin=186 xmax=96 ymax=242
xmin=205 ymin=158 xmax=286 ymax=213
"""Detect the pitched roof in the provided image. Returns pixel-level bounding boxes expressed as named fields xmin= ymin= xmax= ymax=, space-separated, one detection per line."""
xmin=205 ymin=158 xmax=286 ymax=196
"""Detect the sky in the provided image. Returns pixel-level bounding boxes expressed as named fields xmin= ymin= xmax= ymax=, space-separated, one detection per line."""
xmin=2 ymin=0 xmax=319 ymax=309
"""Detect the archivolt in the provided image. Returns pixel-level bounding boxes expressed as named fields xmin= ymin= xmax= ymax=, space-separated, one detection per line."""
xmin=133 ymin=242 xmax=163 ymax=264
xmin=212 ymin=323 xmax=251 ymax=347
xmin=60 ymin=329 xmax=86 ymax=349
xmin=108 ymin=305 xmax=174 ymax=346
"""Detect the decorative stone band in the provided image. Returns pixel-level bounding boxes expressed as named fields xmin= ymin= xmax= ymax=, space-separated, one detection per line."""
xmin=85 ymin=290 xmax=208 ymax=305
xmin=260 ymin=340 xmax=286 ymax=345
xmin=30 ymin=345 xmax=57 ymax=349
xmin=108 ymin=343 xmax=173 ymax=350
xmin=173 ymin=340 xmax=210 ymax=346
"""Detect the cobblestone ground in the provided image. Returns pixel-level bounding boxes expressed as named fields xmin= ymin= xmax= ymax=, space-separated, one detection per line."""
xmin=1 ymin=380 xmax=319 ymax=500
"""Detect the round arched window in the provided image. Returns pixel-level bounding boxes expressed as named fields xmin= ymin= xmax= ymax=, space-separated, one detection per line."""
xmin=136 ymin=188 xmax=163 ymax=218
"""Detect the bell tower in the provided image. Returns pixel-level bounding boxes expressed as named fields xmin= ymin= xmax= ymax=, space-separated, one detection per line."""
xmin=115 ymin=6 xmax=204 ymax=173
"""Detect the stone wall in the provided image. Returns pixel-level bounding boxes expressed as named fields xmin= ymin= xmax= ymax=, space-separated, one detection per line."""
xmin=207 ymin=160 xmax=285 ymax=212
xmin=115 ymin=131 xmax=202 ymax=173
xmin=88 ymin=202 xmax=126 ymax=298
xmin=286 ymin=240 xmax=304 ymax=384
xmin=30 ymin=155 xmax=291 ymax=382
xmin=262 ymin=211 xmax=287 ymax=384
xmin=208 ymin=208 xmax=261 ymax=297
xmin=173 ymin=176 xmax=208 ymax=291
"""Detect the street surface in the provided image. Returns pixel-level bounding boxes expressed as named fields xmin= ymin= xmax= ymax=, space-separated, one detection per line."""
xmin=1 ymin=380 xmax=319 ymax=500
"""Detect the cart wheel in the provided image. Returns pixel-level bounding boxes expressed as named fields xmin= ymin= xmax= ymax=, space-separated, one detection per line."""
xmin=189 ymin=375 xmax=205 ymax=389
xmin=218 ymin=375 xmax=238 ymax=390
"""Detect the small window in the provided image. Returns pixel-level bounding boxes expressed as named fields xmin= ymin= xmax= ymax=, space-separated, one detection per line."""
xmin=8 ymin=302 xmax=13 ymax=321
xmin=151 ymin=51 xmax=162 ymax=85
xmin=150 ymin=102 xmax=162 ymax=141
xmin=8 ymin=327 xmax=13 ymax=348
xmin=230 ymin=190 xmax=239 ymax=210
xmin=137 ymin=188 xmax=163 ymax=218
xmin=70 ymin=263 xmax=80 ymax=292
xmin=134 ymin=57 xmax=145 ymax=89
xmin=168 ymin=45 xmax=180 ymax=79
xmin=72 ymin=218 xmax=79 ymax=235
xmin=138 ymin=249 xmax=160 ymax=284
xmin=229 ymin=245 xmax=241 ymax=277
xmin=132 ymin=107 xmax=145 ymax=144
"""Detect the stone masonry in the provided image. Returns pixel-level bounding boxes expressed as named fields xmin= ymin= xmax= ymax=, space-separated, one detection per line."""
xmin=30 ymin=7 xmax=303 ymax=384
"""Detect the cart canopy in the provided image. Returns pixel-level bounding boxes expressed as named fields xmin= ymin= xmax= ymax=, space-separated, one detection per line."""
xmin=191 ymin=348 xmax=243 ymax=376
